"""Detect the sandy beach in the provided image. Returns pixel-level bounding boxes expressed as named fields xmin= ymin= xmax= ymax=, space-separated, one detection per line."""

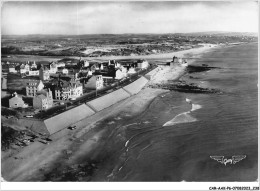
xmin=1 ymin=44 xmax=219 ymax=181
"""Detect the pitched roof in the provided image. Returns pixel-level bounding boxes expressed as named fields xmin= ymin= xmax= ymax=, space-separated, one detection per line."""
xmin=36 ymin=94 xmax=47 ymax=100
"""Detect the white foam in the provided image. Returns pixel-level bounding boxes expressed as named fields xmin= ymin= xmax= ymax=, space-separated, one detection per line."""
xmin=163 ymin=112 xmax=197 ymax=127
xmin=191 ymin=104 xmax=202 ymax=112
xmin=125 ymin=140 xmax=130 ymax=147
xmin=163 ymin=99 xmax=202 ymax=127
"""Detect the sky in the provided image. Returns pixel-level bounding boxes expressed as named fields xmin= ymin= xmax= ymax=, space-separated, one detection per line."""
xmin=1 ymin=1 xmax=259 ymax=35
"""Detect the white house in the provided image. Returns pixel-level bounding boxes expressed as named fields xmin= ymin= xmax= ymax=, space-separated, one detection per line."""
xmin=70 ymin=79 xmax=83 ymax=99
xmin=24 ymin=63 xmax=30 ymax=72
xmin=9 ymin=65 xmax=17 ymax=73
xmin=57 ymin=62 xmax=66 ymax=68
xmin=115 ymin=68 xmax=127 ymax=80
xmin=54 ymin=79 xmax=83 ymax=100
xmin=115 ymin=62 xmax=121 ymax=68
xmin=84 ymin=75 xmax=103 ymax=90
xmin=26 ymin=80 xmax=44 ymax=97
xmin=127 ymin=67 xmax=136 ymax=74
xmin=100 ymin=63 xmax=104 ymax=70
xmin=137 ymin=60 xmax=149 ymax=69
xmin=33 ymin=89 xmax=53 ymax=110
xmin=88 ymin=70 xmax=93 ymax=76
xmin=28 ymin=70 xmax=39 ymax=76
xmin=62 ymin=68 xmax=69 ymax=75
xmin=19 ymin=64 xmax=26 ymax=74
xmin=31 ymin=61 xmax=37 ymax=69
xmin=39 ymin=66 xmax=50 ymax=81
xmin=9 ymin=92 xmax=28 ymax=108
xmin=49 ymin=62 xmax=58 ymax=74
xmin=83 ymin=60 xmax=90 ymax=67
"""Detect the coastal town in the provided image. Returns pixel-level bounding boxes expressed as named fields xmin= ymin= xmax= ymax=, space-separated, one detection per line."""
xmin=1 ymin=56 xmax=157 ymax=137
xmin=1 ymin=1 xmax=259 ymax=190
xmin=1 ymin=31 xmax=258 ymax=182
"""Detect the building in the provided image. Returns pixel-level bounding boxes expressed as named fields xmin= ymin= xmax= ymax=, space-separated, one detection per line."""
xmin=84 ymin=75 xmax=104 ymax=90
xmin=115 ymin=68 xmax=127 ymax=79
xmin=31 ymin=61 xmax=37 ymax=69
xmin=39 ymin=65 xmax=50 ymax=81
xmin=26 ymin=80 xmax=44 ymax=97
xmin=70 ymin=79 xmax=83 ymax=99
xmin=54 ymin=79 xmax=83 ymax=100
xmin=57 ymin=62 xmax=66 ymax=68
xmin=33 ymin=89 xmax=53 ymax=110
xmin=19 ymin=64 xmax=26 ymax=74
xmin=9 ymin=64 xmax=17 ymax=73
xmin=62 ymin=68 xmax=69 ymax=75
xmin=170 ymin=56 xmax=186 ymax=67
xmin=28 ymin=69 xmax=39 ymax=76
xmin=9 ymin=92 xmax=28 ymax=108
xmin=115 ymin=62 xmax=121 ymax=68
xmin=83 ymin=60 xmax=90 ymax=67
xmin=49 ymin=62 xmax=58 ymax=74
xmin=137 ymin=59 xmax=149 ymax=69
xmin=1 ymin=77 xmax=7 ymax=90
xmin=127 ymin=67 xmax=136 ymax=74
xmin=24 ymin=63 xmax=30 ymax=72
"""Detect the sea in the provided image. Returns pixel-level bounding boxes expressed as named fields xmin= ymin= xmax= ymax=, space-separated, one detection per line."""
xmin=92 ymin=43 xmax=258 ymax=182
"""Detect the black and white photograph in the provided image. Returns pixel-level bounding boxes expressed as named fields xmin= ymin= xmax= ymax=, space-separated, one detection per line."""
xmin=1 ymin=0 xmax=259 ymax=190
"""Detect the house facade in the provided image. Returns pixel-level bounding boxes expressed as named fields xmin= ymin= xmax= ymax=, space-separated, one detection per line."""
xmin=83 ymin=60 xmax=90 ymax=67
xmin=33 ymin=89 xmax=53 ymax=110
xmin=24 ymin=63 xmax=30 ymax=72
xmin=9 ymin=65 xmax=17 ymax=73
xmin=26 ymin=80 xmax=44 ymax=97
xmin=9 ymin=92 xmax=27 ymax=108
xmin=31 ymin=61 xmax=37 ymax=69
xmin=39 ymin=66 xmax=50 ymax=81
xmin=28 ymin=70 xmax=39 ymax=76
xmin=127 ymin=67 xmax=136 ymax=74
xmin=19 ymin=64 xmax=27 ymax=74
xmin=137 ymin=60 xmax=149 ymax=69
xmin=84 ymin=75 xmax=103 ymax=90
xmin=62 ymin=68 xmax=69 ymax=75
xmin=115 ymin=68 xmax=127 ymax=79
xmin=49 ymin=62 xmax=58 ymax=74
xmin=54 ymin=79 xmax=83 ymax=100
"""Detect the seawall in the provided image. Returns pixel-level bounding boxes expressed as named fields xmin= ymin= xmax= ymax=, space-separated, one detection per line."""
xmin=86 ymin=88 xmax=131 ymax=112
xmin=123 ymin=76 xmax=149 ymax=95
xmin=35 ymin=73 xmax=154 ymax=135
xmin=44 ymin=104 xmax=95 ymax=135
xmin=144 ymin=67 xmax=159 ymax=80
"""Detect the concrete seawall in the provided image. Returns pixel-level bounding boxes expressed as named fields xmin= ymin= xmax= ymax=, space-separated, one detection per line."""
xmin=39 ymin=73 xmax=157 ymax=135
xmin=86 ymin=88 xmax=131 ymax=112
xmin=44 ymin=104 xmax=95 ymax=135
xmin=19 ymin=119 xmax=49 ymax=135
xmin=123 ymin=76 xmax=149 ymax=95
xmin=144 ymin=67 xmax=159 ymax=80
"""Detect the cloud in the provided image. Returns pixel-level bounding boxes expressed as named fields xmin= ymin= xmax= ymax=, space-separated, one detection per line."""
xmin=1 ymin=1 xmax=258 ymax=35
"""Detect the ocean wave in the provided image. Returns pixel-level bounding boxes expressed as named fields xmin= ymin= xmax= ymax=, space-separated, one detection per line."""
xmin=163 ymin=112 xmax=197 ymax=127
xmin=191 ymin=103 xmax=202 ymax=112
xmin=163 ymin=99 xmax=202 ymax=127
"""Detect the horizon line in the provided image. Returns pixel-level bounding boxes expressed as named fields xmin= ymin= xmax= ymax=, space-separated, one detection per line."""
xmin=2 ymin=31 xmax=258 ymax=36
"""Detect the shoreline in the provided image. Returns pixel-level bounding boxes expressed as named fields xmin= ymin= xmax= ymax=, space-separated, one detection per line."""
xmin=1 ymin=44 xmax=221 ymax=181
xmin=1 ymin=44 xmax=219 ymax=63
